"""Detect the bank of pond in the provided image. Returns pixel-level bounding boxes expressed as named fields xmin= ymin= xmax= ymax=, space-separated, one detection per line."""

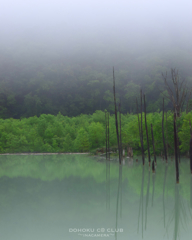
xmin=0 ymin=110 xmax=191 ymax=155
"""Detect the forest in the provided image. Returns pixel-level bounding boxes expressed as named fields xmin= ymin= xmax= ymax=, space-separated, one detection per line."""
xmin=0 ymin=110 xmax=191 ymax=155
xmin=0 ymin=40 xmax=192 ymax=154
xmin=1 ymin=40 xmax=192 ymax=119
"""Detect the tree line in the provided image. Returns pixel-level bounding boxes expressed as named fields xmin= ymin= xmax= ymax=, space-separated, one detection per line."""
xmin=0 ymin=110 xmax=190 ymax=154
xmin=1 ymin=43 xmax=192 ymax=119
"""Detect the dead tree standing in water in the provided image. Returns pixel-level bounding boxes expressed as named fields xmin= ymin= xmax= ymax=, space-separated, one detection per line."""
xmin=144 ymin=94 xmax=150 ymax=166
xmin=162 ymin=98 xmax=167 ymax=162
xmin=105 ymin=111 xmax=108 ymax=159
xmin=166 ymin=112 xmax=168 ymax=157
xmin=113 ymin=67 xmax=121 ymax=164
xmin=108 ymin=112 xmax=110 ymax=160
xmin=189 ymin=120 xmax=192 ymax=173
xmin=136 ymin=98 xmax=142 ymax=159
xmin=140 ymin=90 xmax=145 ymax=165
xmin=190 ymin=134 xmax=192 ymax=174
xmin=174 ymin=113 xmax=179 ymax=183
xmin=162 ymin=68 xmax=188 ymax=117
xmin=119 ymin=102 xmax=122 ymax=160
xmin=151 ymin=123 xmax=156 ymax=165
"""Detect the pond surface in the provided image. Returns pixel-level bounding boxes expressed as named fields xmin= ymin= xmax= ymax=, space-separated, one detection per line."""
xmin=0 ymin=154 xmax=191 ymax=240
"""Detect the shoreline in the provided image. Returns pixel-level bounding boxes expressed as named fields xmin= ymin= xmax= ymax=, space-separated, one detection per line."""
xmin=0 ymin=152 xmax=89 ymax=156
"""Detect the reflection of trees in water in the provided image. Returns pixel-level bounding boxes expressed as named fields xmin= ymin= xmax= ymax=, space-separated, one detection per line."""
xmin=163 ymin=163 xmax=168 ymax=228
xmin=106 ymin=160 xmax=110 ymax=210
xmin=115 ymin=164 xmax=122 ymax=240
xmin=145 ymin=169 xmax=151 ymax=230
xmin=110 ymin=160 xmax=192 ymax=240
xmin=137 ymin=166 xmax=151 ymax=237
xmin=190 ymin=175 xmax=192 ymax=209
xmin=166 ymin=183 xmax=190 ymax=240
xmin=189 ymin=175 xmax=192 ymax=223
xmin=151 ymin=172 xmax=156 ymax=207
xmin=137 ymin=166 xmax=145 ymax=238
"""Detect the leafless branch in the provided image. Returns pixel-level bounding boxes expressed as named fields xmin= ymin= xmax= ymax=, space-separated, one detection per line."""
xmin=162 ymin=68 xmax=188 ymax=117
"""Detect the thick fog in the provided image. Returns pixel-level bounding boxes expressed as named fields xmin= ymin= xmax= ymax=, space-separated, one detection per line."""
xmin=0 ymin=0 xmax=192 ymax=117
xmin=1 ymin=0 xmax=192 ymax=56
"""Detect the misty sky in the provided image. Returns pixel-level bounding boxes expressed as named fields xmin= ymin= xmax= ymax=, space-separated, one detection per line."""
xmin=1 ymin=0 xmax=192 ymax=58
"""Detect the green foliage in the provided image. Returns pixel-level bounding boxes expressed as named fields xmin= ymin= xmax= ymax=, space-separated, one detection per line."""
xmin=0 ymin=111 xmax=190 ymax=154
xmin=178 ymin=112 xmax=192 ymax=153
xmin=74 ymin=128 xmax=90 ymax=152
xmin=88 ymin=122 xmax=105 ymax=149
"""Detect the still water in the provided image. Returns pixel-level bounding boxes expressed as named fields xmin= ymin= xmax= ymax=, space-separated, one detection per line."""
xmin=0 ymin=154 xmax=191 ymax=240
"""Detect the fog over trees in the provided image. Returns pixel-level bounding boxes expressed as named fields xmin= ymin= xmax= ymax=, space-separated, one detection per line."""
xmin=0 ymin=0 xmax=192 ymax=118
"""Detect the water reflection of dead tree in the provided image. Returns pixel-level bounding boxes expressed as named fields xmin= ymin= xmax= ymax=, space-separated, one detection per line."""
xmin=167 ymin=184 xmax=188 ymax=240
xmin=145 ymin=169 xmax=151 ymax=230
xmin=191 ymin=175 xmax=192 ymax=209
xmin=120 ymin=161 xmax=123 ymax=218
xmin=137 ymin=166 xmax=145 ymax=238
xmin=115 ymin=164 xmax=122 ymax=240
xmin=106 ymin=160 xmax=110 ymax=210
xmin=163 ymin=163 xmax=168 ymax=228
xmin=173 ymin=184 xmax=180 ymax=240
xmin=151 ymin=171 xmax=156 ymax=207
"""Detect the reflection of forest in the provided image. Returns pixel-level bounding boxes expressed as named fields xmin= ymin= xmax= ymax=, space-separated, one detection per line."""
xmin=135 ymin=161 xmax=192 ymax=240
xmin=0 ymin=155 xmax=192 ymax=239
xmin=0 ymin=155 xmax=191 ymax=201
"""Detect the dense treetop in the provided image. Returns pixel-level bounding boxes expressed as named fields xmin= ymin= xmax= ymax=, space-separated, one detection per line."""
xmin=0 ymin=110 xmax=190 ymax=155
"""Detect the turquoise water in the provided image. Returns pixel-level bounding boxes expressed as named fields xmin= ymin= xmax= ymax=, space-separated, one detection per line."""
xmin=0 ymin=154 xmax=191 ymax=240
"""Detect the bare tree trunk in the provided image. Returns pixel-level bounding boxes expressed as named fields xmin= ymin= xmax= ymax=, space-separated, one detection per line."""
xmin=162 ymin=69 xmax=188 ymax=117
xmin=144 ymin=94 xmax=150 ymax=166
xmin=186 ymin=89 xmax=192 ymax=113
xmin=189 ymin=120 xmax=192 ymax=173
xmin=190 ymin=136 xmax=192 ymax=174
xmin=105 ymin=111 xmax=108 ymax=159
xmin=176 ymin=125 xmax=180 ymax=164
xmin=108 ymin=112 xmax=110 ymax=160
xmin=162 ymin=98 xmax=167 ymax=162
xmin=151 ymin=123 xmax=156 ymax=165
xmin=152 ymin=160 xmax=155 ymax=173
xmin=119 ymin=102 xmax=122 ymax=160
xmin=113 ymin=67 xmax=121 ymax=164
xmin=174 ymin=113 xmax=179 ymax=183
xmin=166 ymin=112 xmax=168 ymax=157
xmin=189 ymin=119 xmax=192 ymax=135
xmin=136 ymin=97 xmax=142 ymax=159
xmin=140 ymin=90 xmax=145 ymax=165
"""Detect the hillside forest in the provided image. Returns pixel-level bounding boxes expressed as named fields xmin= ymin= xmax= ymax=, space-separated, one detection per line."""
xmin=0 ymin=41 xmax=192 ymax=155
xmin=1 ymin=41 xmax=192 ymax=119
